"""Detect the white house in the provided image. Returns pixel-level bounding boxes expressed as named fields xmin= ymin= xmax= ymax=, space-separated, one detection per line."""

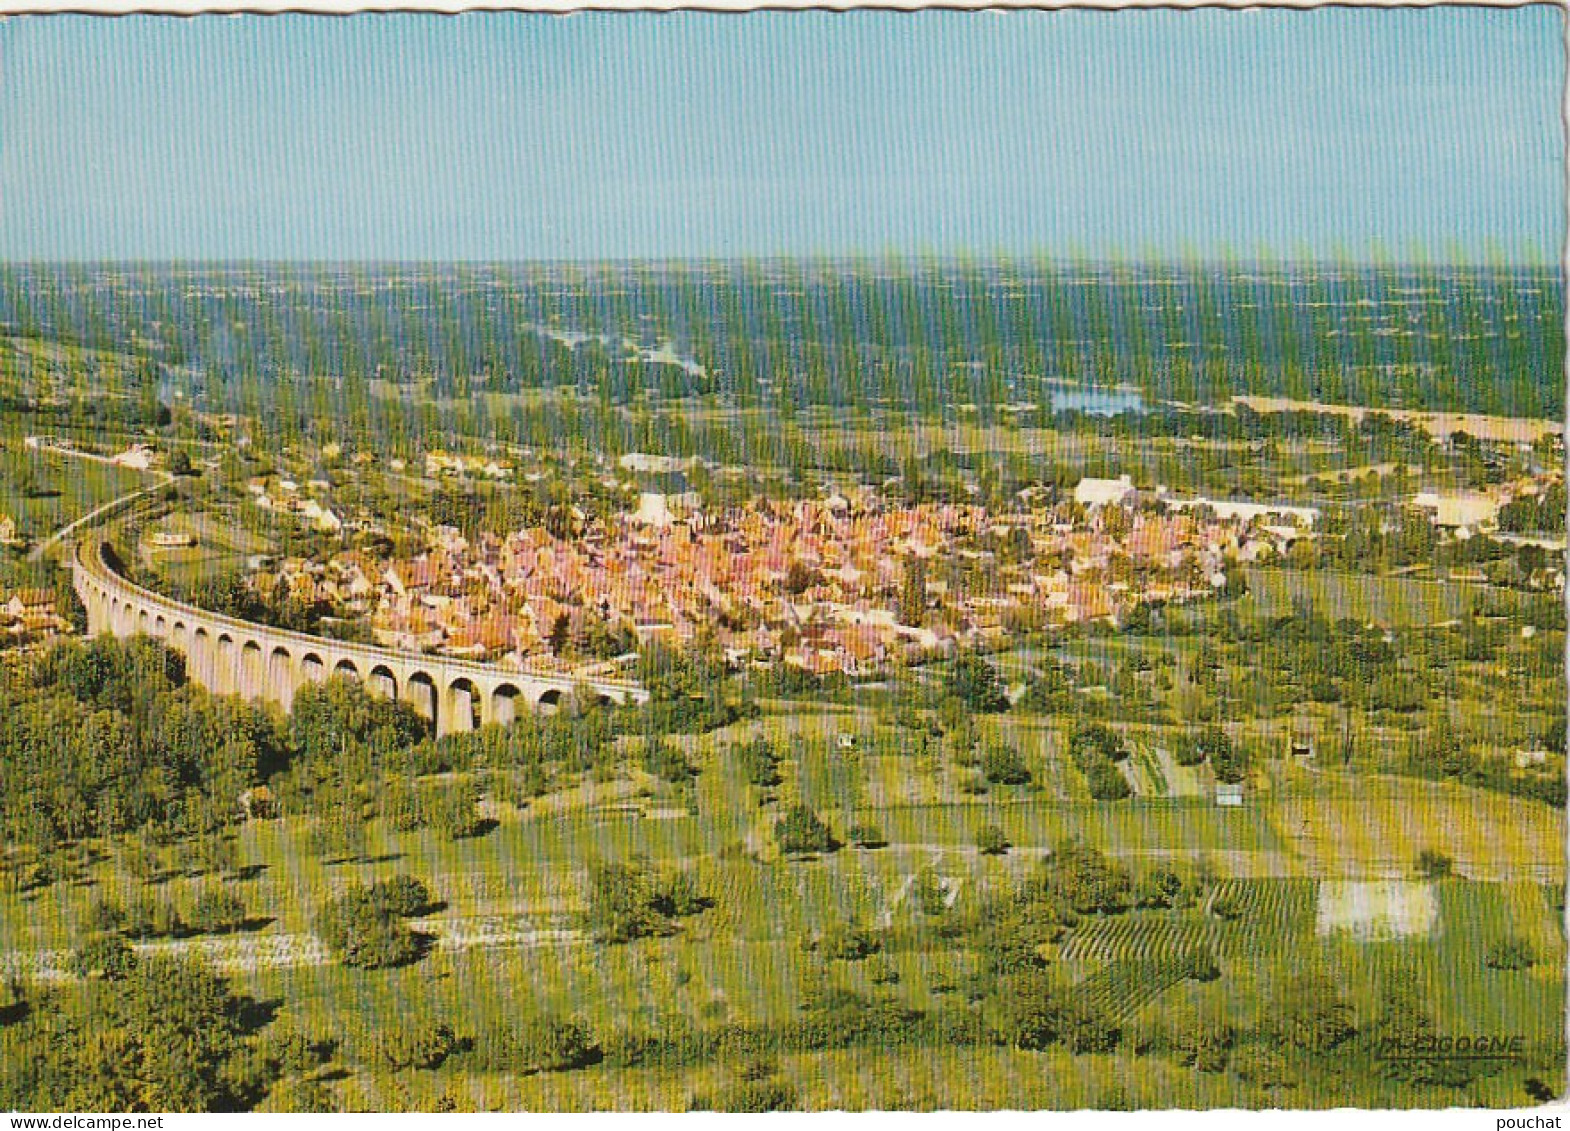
xmin=1411 ymin=492 xmax=1501 ymax=533
xmin=632 ymin=491 xmax=701 ymax=528
xmin=1074 ymin=475 xmax=1137 ymax=509
xmin=111 ymin=444 xmax=157 ymax=471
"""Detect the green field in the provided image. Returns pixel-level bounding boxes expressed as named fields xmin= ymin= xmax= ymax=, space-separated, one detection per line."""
xmin=1241 ymin=567 xmax=1534 ymax=627
xmin=139 ymin=510 xmax=277 ymax=585
xmin=0 ymin=445 xmax=151 ymax=541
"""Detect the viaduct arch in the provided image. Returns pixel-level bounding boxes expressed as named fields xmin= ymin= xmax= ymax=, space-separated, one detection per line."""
xmin=72 ymin=540 xmax=648 ymax=736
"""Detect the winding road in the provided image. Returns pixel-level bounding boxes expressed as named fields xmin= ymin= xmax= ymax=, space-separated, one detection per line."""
xmin=24 ymin=436 xmax=173 ymax=563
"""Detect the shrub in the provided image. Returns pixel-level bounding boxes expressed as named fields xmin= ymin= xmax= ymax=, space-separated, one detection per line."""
xmin=71 ymin=932 xmax=138 ymax=980
xmin=958 ymin=773 xmax=989 ymax=796
xmin=1165 ymin=1006 xmax=1235 ymax=1072
xmin=696 ymin=1077 xmax=797 ymax=1113
xmin=1484 ymin=936 xmax=1536 ymax=971
xmin=379 ymin=780 xmax=425 ymax=832
xmin=642 ymin=740 xmax=696 ymax=783
xmin=422 ymin=782 xmax=486 ymax=840
xmin=375 ymin=1021 xmax=458 ymax=1070
xmin=1135 ymin=868 xmax=1185 ymax=910
xmin=981 ymin=746 xmax=1032 ymax=786
xmin=471 ymin=1016 xmax=597 ymax=1074
xmin=1230 ymin=1043 xmax=1295 ymax=1092
xmin=186 ymin=887 xmax=248 ymax=934
xmin=974 ymin=824 xmax=1009 ymax=856
xmin=367 ymin=874 xmax=438 ymax=918
xmin=733 ymin=738 xmax=782 ymax=788
xmin=122 ymin=892 xmax=183 ymax=940
xmin=774 ymin=805 xmax=838 ymax=855
xmin=848 ymin=823 xmax=887 ymax=849
xmin=867 ymin=957 xmax=901 ymax=985
xmin=912 ymin=868 xmax=949 ymax=916
xmin=84 ymin=896 xmax=126 ymax=934
xmin=1209 ymin=894 xmax=1243 ymax=921
xmin=1415 ymin=848 xmax=1454 ymax=879
xmin=650 ymin=870 xmax=708 ymax=918
xmin=820 ymin=923 xmax=881 ymax=961
xmin=948 ymin=654 xmax=1009 ymax=713
xmin=1180 ymin=945 xmax=1221 ymax=982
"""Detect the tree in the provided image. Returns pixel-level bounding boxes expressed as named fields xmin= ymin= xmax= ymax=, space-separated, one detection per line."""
xmin=1268 ymin=970 xmax=1357 ymax=1054
xmin=260 ymin=1023 xmax=335 ymax=1078
xmin=583 ymin=859 xmax=673 ymax=944
xmin=168 ymin=449 xmax=194 ymax=477
xmin=422 ymin=781 xmax=486 ymax=840
xmin=366 ymin=874 xmax=437 ymax=918
xmin=186 ymin=887 xmax=247 ymax=934
xmin=1415 ymin=848 xmax=1454 ymax=880
xmin=122 ymin=892 xmax=183 ymax=940
xmin=898 ymin=556 xmax=927 ymax=626
xmin=1042 ymin=841 xmax=1133 ymax=915
xmin=948 ymin=655 xmax=1009 ymax=714
xmin=774 ymin=805 xmax=838 ymax=855
xmin=1368 ymin=963 xmax=1475 ymax=1087
xmin=981 ymin=745 xmax=1032 ymax=785
xmin=912 ymin=868 xmax=949 ymax=916
xmin=316 ymin=885 xmax=426 ymax=969
xmin=819 ymin=923 xmax=881 ymax=961
xmin=71 ymin=932 xmax=138 ymax=980
xmin=1180 ymin=944 xmax=1221 ymax=982
xmin=1210 ymin=740 xmax=1251 ymax=785
xmin=305 ymin=805 xmax=367 ymax=864
xmin=642 ymin=739 xmax=695 ymax=783
xmin=471 ymin=1015 xmax=597 ymax=1074
xmin=847 ymin=823 xmax=886 ymax=849
xmin=975 ymin=824 xmax=1010 ymax=856
xmin=14 ymin=465 xmax=41 ymax=499
xmin=376 ymin=1022 xmax=458 ymax=1071
xmin=1082 ymin=757 xmax=1132 ymax=801
xmin=1174 ymin=727 xmax=1230 ymax=767
xmin=997 ymin=970 xmax=1076 ymax=1050
xmin=1484 ymin=936 xmax=1537 ymax=971
xmin=1164 ymin=1004 xmax=1234 ymax=1071
xmin=733 ymin=738 xmax=781 ymax=788
xmin=75 ymin=957 xmax=258 ymax=1110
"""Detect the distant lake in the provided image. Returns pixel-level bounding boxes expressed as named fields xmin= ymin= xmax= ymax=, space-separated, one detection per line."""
xmin=1050 ymin=388 xmax=1147 ymax=416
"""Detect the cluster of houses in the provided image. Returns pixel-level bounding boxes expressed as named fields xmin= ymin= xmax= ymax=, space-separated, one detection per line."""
xmin=239 ymin=476 xmax=1320 ymax=677
xmin=244 ymin=474 xmax=345 ymax=533
xmin=422 ymin=449 xmax=515 ymax=480
xmin=0 ymin=587 xmax=72 ymax=652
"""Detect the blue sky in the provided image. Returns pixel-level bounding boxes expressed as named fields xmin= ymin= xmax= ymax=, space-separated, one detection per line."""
xmin=0 ymin=8 xmax=1563 ymax=261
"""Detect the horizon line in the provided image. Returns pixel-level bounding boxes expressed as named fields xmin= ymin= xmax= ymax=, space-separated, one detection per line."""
xmin=1 ymin=255 xmax=1563 ymax=271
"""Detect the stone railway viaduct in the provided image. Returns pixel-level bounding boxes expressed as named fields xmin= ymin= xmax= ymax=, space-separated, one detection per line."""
xmin=73 ymin=540 xmax=649 ymax=735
